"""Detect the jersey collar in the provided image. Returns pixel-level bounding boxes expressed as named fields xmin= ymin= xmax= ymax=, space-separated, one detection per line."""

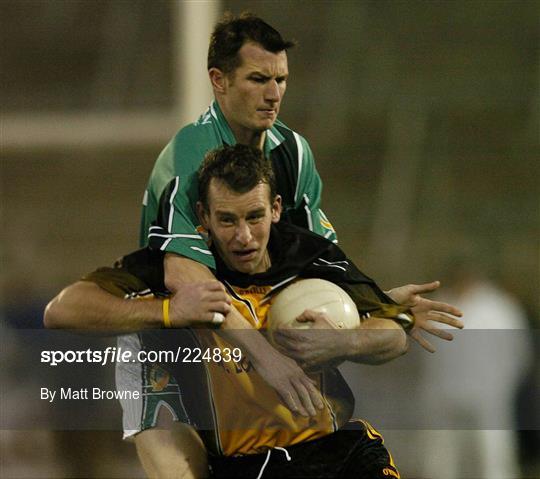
xmin=210 ymin=100 xmax=285 ymax=154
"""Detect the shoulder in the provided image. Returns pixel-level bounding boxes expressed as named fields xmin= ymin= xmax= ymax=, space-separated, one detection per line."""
xmin=275 ymin=222 xmax=336 ymax=257
xmin=149 ymin=118 xmax=221 ymax=189
xmin=273 ymin=120 xmax=311 ymax=149
xmin=168 ymin=120 xmax=221 ymax=161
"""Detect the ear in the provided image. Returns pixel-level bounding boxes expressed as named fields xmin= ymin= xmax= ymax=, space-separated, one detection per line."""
xmin=208 ymin=67 xmax=227 ymax=94
xmin=196 ymin=201 xmax=210 ymax=229
xmin=271 ymin=195 xmax=282 ymax=223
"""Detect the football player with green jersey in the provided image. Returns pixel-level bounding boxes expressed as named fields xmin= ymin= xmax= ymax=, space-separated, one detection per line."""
xmin=141 ymin=100 xmax=336 ymax=267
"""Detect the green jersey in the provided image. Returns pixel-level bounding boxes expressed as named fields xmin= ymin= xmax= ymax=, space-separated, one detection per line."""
xmin=141 ymin=101 xmax=336 ymax=269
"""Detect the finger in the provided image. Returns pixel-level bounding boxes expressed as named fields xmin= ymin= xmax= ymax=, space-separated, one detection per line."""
xmin=202 ymin=280 xmax=225 ymax=290
xmin=209 ymin=312 xmax=224 ymax=325
xmin=302 ymin=377 xmax=325 ymax=410
xmin=279 ymin=389 xmax=308 ymax=417
xmin=428 ymin=312 xmax=464 ymax=329
xmin=410 ymin=281 xmax=440 ymax=295
xmin=291 ymin=379 xmax=317 ymax=417
xmin=274 ymin=328 xmax=307 ymax=340
xmin=423 ymin=325 xmax=454 ymax=341
xmin=206 ymin=293 xmax=231 ymax=308
xmin=295 ymin=309 xmax=319 ymax=323
xmin=409 ymin=330 xmax=436 ymax=353
xmin=205 ymin=291 xmax=232 ymax=304
xmin=206 ymin=295 xmax=232 ymax=311
xmin=424 ymin=300 xmax=463 ymax=317
xmin=200 ymin=310 xmax=225 ymax=324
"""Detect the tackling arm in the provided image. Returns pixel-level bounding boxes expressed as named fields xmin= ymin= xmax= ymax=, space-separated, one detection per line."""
xmin=44 ymin=281 xmax=162 ymax=332
xmin=44 ymin=276 xmax=232 ymax=332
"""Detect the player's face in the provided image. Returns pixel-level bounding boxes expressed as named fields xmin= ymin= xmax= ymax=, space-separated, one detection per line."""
xmin=198 ymin=180 xmax=281 ymax=275
xmin=213 ymin=42 xmax=288 ymax=142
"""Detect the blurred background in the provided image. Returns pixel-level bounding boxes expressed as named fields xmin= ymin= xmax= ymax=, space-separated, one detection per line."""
xmin=1 ymin=0 xmax=538 ymax=477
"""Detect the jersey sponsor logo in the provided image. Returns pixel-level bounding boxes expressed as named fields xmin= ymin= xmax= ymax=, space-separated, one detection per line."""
xmin=148 ymin=364 xmax=171 ymax=392
xmin=234 ymin=285 xmax=272 ymax=296
xmin=320 ymin=217 xmax=335 ymax=231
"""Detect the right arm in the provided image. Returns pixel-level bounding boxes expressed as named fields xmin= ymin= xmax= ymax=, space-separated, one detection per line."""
xmin=274 ymin=310 xmax=408 ymax=370
xmin=44 ymin=278 xmax=231 ymax=332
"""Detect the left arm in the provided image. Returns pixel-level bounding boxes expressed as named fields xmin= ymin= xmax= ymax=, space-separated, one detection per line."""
xmin=273 ymin=310 xmax=408 ymax=370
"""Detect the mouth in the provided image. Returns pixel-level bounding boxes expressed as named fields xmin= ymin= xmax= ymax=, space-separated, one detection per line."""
xmin=233 ymin=249 xmax=258 ymax=261
xmin=257 ymin=109 xmax=276 ymax=116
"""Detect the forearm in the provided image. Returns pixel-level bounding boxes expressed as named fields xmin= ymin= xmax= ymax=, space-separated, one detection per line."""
xmin=44 ymin=281 xmax=163 ymax=332
xmin=346 ymin=317 xmax=408 ymax=365
xmin=164 ymin=254 xmax=275 ymax=350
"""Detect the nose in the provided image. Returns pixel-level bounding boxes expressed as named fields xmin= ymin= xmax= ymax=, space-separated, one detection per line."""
xmin=235 ymin=221 xmax=252 ymax=245
xmin=264 ymin=80 xmax=281 ymax=103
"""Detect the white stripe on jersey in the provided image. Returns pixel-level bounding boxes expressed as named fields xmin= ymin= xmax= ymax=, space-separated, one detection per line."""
xmin=312 ymin=257 xmax=349 ymax=272
xmin=293 ymin=132 xmax=304 ymax=203
xmin=148 ymin=232 xmax=203 ymax=240
xmin=116 ymin=334 xmax=144 ymax=440
xmin=190 ymin=246 xmax=212 ymax=255
xmin=267 ymin=129 xmax=280 ymax=147
xmin=210 ymin=103 xmax=218 ymax=120
xmin=124 ymin=288 xmax=152 ymax=299
xmin=303 ymin=194 xmax=313 ymax=231
xmin=167 ymin=177 xmax=180 ymax=233
xmin=315 ymin=257 xmax=349 ymax=266
xmin=201 ymin=109 xmax=212 ymax=125
xmin=160 ymin=238 xmax=173 ymax=251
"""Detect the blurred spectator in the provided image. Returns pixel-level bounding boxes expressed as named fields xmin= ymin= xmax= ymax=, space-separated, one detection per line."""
xmin=419 ymin=258 xmax=533 ymax=479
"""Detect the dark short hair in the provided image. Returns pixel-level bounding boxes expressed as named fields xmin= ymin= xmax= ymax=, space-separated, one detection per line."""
xmin=207 ymin=12 xmax=296 ymax=74
xmin=198 ymin=145 xmax=276 ymax=211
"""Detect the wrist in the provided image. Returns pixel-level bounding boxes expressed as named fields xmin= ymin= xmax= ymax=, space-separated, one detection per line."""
xmin=162 ymin=298 xmax=171 ymax=328
xmin=135 ymin=299 xmax=167 ymax=329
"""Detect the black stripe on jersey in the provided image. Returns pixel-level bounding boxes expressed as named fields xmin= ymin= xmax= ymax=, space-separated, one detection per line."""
xmin=271 ymin=125 xmax=299 ymax=211
xmin=260 ymin=275 xmax=298 ymax=304
xmin=222 ymin=281 xmax=259 ymax=325
xmin=319 ymin=372 xmax=339 ymax=433
xmin=156 ymin=176 xmax=180 ymax=233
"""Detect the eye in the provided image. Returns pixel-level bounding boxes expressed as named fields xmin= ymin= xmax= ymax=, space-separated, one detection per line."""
xmin=218 ymin=216 xmax=235 ymax=225
xmin=250 ymin=75 xmax=267 ymax=84
xmin=247 ymin=213 xmax=265 ymax=224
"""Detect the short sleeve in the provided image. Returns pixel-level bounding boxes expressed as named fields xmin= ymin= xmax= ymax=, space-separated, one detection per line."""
xmin=148 ymin=176 xmax=216 ymax=270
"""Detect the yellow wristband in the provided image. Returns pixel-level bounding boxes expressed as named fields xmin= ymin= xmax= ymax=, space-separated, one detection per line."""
xmin=162 ymin=298 xmax=171 ymax=328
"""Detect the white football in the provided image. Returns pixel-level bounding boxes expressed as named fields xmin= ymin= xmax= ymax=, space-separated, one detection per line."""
xmin=267 ymin=279 xmax=360 ymax=346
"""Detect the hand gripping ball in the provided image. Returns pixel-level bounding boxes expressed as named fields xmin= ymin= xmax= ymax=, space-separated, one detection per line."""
xmin=267 ymin=279 xmax=360 ymax=346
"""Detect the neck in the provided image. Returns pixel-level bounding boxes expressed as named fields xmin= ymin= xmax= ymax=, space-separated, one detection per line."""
xmin=259 ymin=250 xmax=271 ymax=273
xmin=233 ymin=129 xmax=266 ymax=150
xmin=215 ymin=98 xmax=266 ymax=149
